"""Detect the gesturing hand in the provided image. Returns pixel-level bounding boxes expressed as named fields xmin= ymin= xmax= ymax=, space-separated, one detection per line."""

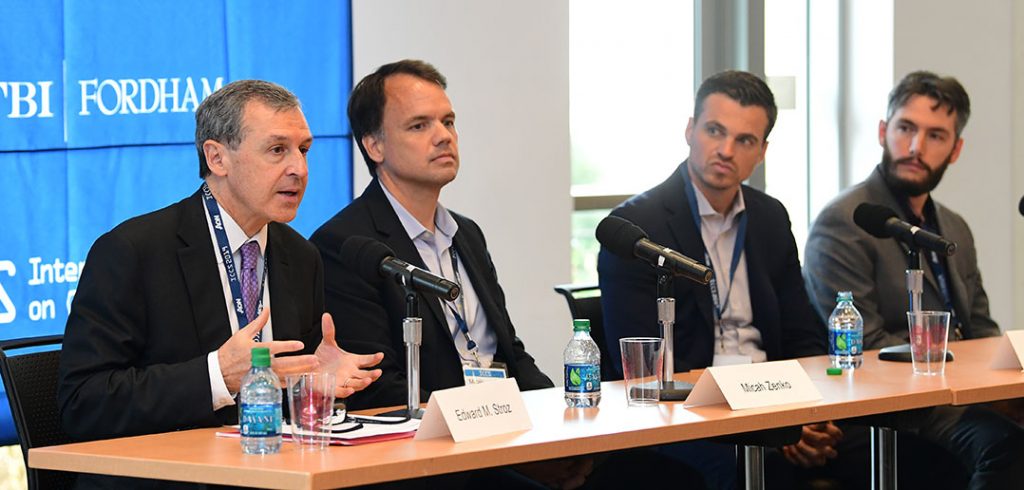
xmin=315 ymin=313 xmax=384 ymax=398
xmin=217 ymin=308 xmax=318 ymax=393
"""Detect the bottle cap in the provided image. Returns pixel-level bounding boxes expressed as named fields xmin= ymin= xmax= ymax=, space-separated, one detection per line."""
xmin=572 ymin=319 xmax=591 ymax=332
xmin=826 ymin=367 xmax=842 ymax=376
xmin=251 ymin=347 xmax=271 ymax=368
xmin=836 ymin=291 xmax=853 ymax=302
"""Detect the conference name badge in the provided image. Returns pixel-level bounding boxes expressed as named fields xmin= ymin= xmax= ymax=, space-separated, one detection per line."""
xmin=414 ymin=378 xmax=532 ymax=442
xmin=684 ymin=359 xmax=822 ymax=410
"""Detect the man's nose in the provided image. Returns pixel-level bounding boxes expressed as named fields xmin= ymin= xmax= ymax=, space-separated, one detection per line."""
xmin=717 ymin=138 xmax=736 ymax=159
xmin=908 ymin=132 xmax=925 ymax=155
xmin=432 ymin=121 xmax=454 ymax=145
xmin=288 ymin=151 xmax=309 ymax=177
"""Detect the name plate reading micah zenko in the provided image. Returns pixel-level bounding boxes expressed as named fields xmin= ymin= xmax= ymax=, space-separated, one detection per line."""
xmin=414 ymin=378 xmax=532 ymax=442
xmin=683 ymin=359 xmax=822 ymax=410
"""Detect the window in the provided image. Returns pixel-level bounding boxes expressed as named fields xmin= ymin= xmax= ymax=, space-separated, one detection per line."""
xmin=570 ymin=0 xmax=695 ymax=283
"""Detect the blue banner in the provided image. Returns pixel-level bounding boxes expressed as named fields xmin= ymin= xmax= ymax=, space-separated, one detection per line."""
xmin=0 ymin=0 xmax=353 ymax=443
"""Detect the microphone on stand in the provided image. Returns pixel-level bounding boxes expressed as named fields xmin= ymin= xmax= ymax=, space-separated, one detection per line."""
xmin=341 ymin=236 xmax=453 ymax=419
xmin=596 ymin=215 xmax=712 ymax=284
xmin=341 ymin=236 xmax=461 ymax=301
xmin=595 ymin=215 xmax=699 ymax=401
xmin=853 ymin=203 xmax=957 ymax=257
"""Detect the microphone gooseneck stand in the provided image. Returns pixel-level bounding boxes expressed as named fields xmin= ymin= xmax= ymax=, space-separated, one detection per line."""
xmin=656 ymin=270 xmax=693 ymax=401
xmin=403 ymin=291 xmax=425 ymax=419
xmin=376 ymin=287 xmax=425 ymax=420
xmin=872 ymin=245 xmax=923 ymax=490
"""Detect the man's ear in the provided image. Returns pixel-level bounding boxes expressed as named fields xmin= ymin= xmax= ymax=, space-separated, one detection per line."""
xmin=204 ymin=140 xmax=230 ymax=177
xmin=877 ymin=119 xmax=888 ymax=147
xmin=362 ymin=134 xmax=385 ymax=164
xmin=948 ymin=137 xmax=964 ymax=166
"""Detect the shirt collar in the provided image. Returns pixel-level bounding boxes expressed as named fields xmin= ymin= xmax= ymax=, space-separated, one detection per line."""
xmin=380 ymin=180 xmax=459 ymax=245
xmin=690 ymin=178 xmax=746 ymax=223
xmin=206 ymin=198 xmax=268 ymax=262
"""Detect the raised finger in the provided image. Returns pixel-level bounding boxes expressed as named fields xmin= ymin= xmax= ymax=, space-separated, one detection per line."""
xmin=259 ymin=339 xmax=306 ymax=356
xmin=238 ymin=308 xmax=271 ymax=339
xmin=271 ymin=354 xmax=319 ymax=374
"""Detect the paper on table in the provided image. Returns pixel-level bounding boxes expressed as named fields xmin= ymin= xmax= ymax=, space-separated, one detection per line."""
xmin=216 ymin=414 xmax=420 ymax=446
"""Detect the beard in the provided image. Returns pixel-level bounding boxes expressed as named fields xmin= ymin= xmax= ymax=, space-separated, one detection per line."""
xmin=880 ymin=144 xmax=954 ymax=197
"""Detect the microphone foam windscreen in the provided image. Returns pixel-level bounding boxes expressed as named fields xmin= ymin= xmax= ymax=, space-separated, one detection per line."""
xmin=595 ymin=215 xmax=647 ymax=258
xmin=853 ymin=203 xmax=898 ymax=239
xmin=1019 ymin=195 xmax=1024 ymax=217
xmin=340 ymin=236 xmax=394 ymax=282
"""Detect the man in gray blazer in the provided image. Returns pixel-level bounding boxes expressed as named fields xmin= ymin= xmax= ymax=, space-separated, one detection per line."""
xmin=803 ymin=71 xmax=1023 ymax=490
xmin=804 ymin=71 xmax=996 ymax=348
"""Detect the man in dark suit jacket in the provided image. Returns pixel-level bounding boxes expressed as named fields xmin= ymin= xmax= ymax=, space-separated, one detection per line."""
xmin=310 ymin=60 xmax=551 ymax=411
xmin=59 ymin=80 xmax=382 ymax=488
xmin=598 ymin=71 xmax=831 ymax=489
xmin=311 ymin=179 xmax=552 ymax=408
xmin=600 ymin=164 xmax=825 ymax=371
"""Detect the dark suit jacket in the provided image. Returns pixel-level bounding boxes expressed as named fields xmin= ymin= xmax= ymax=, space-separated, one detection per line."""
xmin=598 ymin=161 xmax=826 ymax=374
xmin=310 ymin=180 xmax=552 ymax=411
xmin=58 ymin=190 xmax=323 ymax=443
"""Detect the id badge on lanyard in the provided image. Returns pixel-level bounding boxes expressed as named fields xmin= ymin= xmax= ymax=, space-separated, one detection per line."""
xmin=462 ymin=362 xmax=508 ymax=384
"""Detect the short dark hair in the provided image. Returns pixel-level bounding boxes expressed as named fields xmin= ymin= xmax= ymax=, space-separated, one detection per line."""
xmin=693 ymin=70 xmax=778 ymax=140
xmin=886 ymin=71 xmax=970 ymax=137
xmin=348 ymin=59 xmax=448 ymax=177
xmin=195 ymin=80 xmax=300 ymax=178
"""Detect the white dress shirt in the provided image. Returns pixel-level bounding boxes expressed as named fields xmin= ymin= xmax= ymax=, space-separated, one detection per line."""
xmin=690 ymin=181 xmax=766 ymax=364
xmin=201 ymin=197 xmax=272 ymax=410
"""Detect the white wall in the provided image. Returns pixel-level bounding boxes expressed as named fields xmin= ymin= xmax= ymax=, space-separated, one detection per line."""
xmin=1015 ymin=2 xmax=1024 ymax=326
xmin=351 ymin=1 xmax=573 ymax=381
xmin=893 ymin=0 xmax=1022 ymax=330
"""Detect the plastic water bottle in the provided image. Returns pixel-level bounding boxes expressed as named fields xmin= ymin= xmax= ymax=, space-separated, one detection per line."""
xmin=240 ymin=347 xmax=282 ymax=454
xmin=564 ymin=319 xmax=601 ymax=408
xmin=828 ymin=291 xmax=864 ymax=369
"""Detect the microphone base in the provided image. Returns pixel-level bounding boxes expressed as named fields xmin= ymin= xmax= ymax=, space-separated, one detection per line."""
xmin=878 ymin=343 xmax=954 ymax=363
xmin=375 ymin=407 xmax=425 ymax=419
xmin=658 ymin=380 xmax=694 ymax=401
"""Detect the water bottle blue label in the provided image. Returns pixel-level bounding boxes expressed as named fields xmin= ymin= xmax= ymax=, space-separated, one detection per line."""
xmin=240 ymin=403 xmax=281 ymax=438
xmin=830 ymin=328 xmax=863 ymax=356
xmin=564 ymin=363 xmax=601 ymax=393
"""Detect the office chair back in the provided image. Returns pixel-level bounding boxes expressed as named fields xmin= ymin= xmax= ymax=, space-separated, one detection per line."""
xmin=552 ymin=284 xmax=621 ymax=381
xmin=0 ymin=335 xmax=75 ymax=490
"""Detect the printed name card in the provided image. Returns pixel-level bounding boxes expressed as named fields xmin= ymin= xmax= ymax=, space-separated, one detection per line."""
xmin=683 ymin=359 xmax=822 ymax=410
xmin=990 ymin=330 xmax=1024 ymax=370
xmin=414 ymin=378 xmax=532 ymax=442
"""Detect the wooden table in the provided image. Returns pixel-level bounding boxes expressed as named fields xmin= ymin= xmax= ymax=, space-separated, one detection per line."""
xmin=938 ymin=336 xmax=1024 ymax=405
xmin=30 ymin=351 xmax=961 ymax=490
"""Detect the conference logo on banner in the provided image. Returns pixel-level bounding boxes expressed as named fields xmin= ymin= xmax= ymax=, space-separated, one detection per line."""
xmin=0 ymin=0 xmax=354 ymax=342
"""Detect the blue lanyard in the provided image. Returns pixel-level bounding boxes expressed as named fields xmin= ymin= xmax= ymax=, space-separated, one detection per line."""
xmin=681 ymin=167 xmax=747 ymax=327
xmin=201 ymin=183 xmax=268 ymax=338
xmin=925 ymin=250 xmax=961 ymax=336
xmin=446 ymin=246 xmax=481 ymax=364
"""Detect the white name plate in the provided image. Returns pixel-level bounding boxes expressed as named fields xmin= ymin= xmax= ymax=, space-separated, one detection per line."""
xmin=990 ymin=330 xmax=1024 ymax=370
xmin=414 ymin=377 xmax=532 ymax=442
xmin=684 ymin=359 xmax=822 ymax=410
